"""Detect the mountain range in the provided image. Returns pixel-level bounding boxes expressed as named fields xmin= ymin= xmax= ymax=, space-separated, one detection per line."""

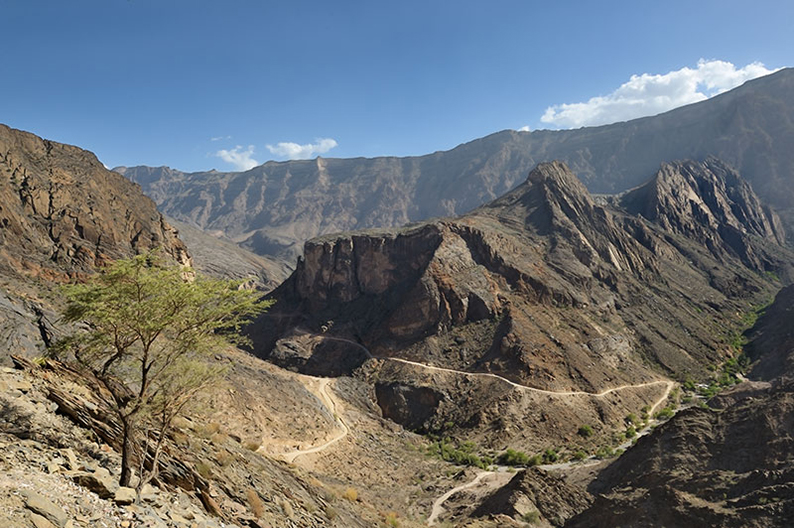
xmin=117 ymin=68 xmax=794 ymax=266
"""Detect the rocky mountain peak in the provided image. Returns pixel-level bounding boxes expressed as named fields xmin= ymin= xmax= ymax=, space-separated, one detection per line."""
xmin=621 ymin=158 xmax=785 ymax=270
xmin=0 ymin=124 xmax=190 ymax=279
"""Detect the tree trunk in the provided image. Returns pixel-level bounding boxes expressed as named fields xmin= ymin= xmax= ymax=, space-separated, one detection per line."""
xmin=120 ymin=418 xmax=136 ymax=487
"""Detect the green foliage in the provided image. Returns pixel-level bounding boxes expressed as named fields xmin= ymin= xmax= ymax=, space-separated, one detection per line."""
xmin=497 ymin=448 xmax=530 ymax=467
xmin=577 ymin=424 xmax=593 ymax=438
xmin=625 ymin=413 xmax=639 ymax=426
xmin=429 ymin=438 xmax=487 ymax=469
xmin=654 ymin=406 xmax=675 ymax=420
xmin=542 ymin=448 xmax=558 ymax=463
xmin=52 ymin=252 xmax=272 ymax=487
xmin=625 ymin=426 xmax=637 ymax=439
xmin=595 ymin=446 xmax=616 ymax=459
xmin=521 ymin=510 xmax=540 ymax=524
xmin=573 ymin=450 xmax=587 ymax=461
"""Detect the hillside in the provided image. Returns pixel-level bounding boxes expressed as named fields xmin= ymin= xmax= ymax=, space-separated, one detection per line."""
xmin=565 ymin=285 xmax=794 ymax=528
xmin=117 ymin=69 xmax=794 ymax=262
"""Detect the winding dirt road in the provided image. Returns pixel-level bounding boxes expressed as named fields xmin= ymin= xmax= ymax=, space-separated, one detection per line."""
xmin=306 ymin=332 xmax=674 ymax=401
xmin=427 ymin=471 xmax=493 ymax=525
xmin=280 ymin=377 xmax=350 ymax=463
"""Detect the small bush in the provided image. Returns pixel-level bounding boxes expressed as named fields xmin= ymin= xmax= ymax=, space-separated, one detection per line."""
xmin=573 ymin=450 xmax=587 ymax=461
xmin=578 ymin=425 xmax=594 ymax=438
xmin=625 ymin=426 xmax=637 ymax=439
xmin=542 ymin=448 xmax=558 ymax=463
xmin=498 ymin=448 xmax=530 ymax=466
xmin=215 ymin=450 xmax=234 ymax=466
xmin=383 ymin=511 xmax=400 ymax=527
xmin=280 ymin=499 xmax=294 ymax=519
xmin=655 ymin=406 xmax=674 ymax=420
xmin=522 ymin=510 xmax=541 ymax=524
xmin=325 ymin=505 xmax=338 ymax=520
xmin=342 ymin=487 xmax=358 ymax=501
xmin=195 ymin=461 xmax=213 ymax=479
xmin=246 ymin=488 xmax=265 ymax=518
xmin=595 ymin=446 xmax=616 ymax=460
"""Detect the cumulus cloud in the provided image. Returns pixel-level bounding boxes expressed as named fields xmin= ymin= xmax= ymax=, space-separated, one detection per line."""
xmin=266 ymin=138 xmax=338 ymax=160
xmin=215 ymin=145 xmax=259 ymax=171
xmin=517 ymin=125 xmax=531 ymax=132
xmin=541 ymin=59 xmax=778 ymax=129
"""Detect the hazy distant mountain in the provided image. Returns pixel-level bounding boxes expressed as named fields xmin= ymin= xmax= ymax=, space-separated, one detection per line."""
xmin=116 ymin=68 xmax=794 ymax=262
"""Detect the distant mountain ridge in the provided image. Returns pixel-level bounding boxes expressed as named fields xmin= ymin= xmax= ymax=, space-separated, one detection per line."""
xmin=116 ymin=68 xmax=794 ymax=262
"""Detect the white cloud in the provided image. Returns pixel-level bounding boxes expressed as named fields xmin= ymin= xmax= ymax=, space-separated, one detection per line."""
xmin=540 ymin=59 xmax=778 ymax=129
xmin=517 ymin=125 xmax=531 ymax=132
xmin=210 ymin=135 xmax=232 ymax=142
xmin=215 ymin=145 xmax=259 ymax=171
xmin=266 ymin=138 xmax=338 ymax=160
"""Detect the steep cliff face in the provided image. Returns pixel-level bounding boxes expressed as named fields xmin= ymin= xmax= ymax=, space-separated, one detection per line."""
xmin=0 ymin=124 xmax=190 ymax=280
xmin=253 ymin=160 xmax=790 ymax=449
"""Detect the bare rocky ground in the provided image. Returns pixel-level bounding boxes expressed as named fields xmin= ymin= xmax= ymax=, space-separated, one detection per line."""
xmin=0 ymin=346 xmax=477 ymax=528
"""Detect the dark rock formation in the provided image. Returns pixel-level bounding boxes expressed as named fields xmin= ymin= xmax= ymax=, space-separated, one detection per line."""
xmin=473 ymin=468 xmax=592 ymax=526
xmin=621 ymin=158 xmax=785 ymax=271
xmin=119 ymin=69 xmax=794 ymax=261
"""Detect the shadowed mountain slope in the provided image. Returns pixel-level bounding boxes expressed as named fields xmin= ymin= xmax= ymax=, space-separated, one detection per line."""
xmin=566 ymin=285 xmax=794 ymax=528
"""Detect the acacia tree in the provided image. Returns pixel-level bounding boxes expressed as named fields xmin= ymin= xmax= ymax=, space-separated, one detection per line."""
xmin=54 ymin=252 xmax=271 ymax=489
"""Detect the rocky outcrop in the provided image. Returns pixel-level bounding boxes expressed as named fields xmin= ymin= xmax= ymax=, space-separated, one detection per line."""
xmin=473 ymin=468 xmax=592 ymax=526
xmin=0 ymin=124 xmax=190 ymax=280
xmin=120 ymin=69 xmax=794 ymax=262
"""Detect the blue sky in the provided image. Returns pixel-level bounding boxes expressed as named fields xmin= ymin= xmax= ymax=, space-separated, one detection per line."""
xmin=2 ymin=1 xmax=792 ymax=172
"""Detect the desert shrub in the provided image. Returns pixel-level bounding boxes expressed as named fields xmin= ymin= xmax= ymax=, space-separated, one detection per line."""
xmin=383 ymin=511 xmax=400 ymax=527
xmin=625 ymin=426 xmax=637 ymax=439
xmin=342 ymin=487 xmax=358 ymax=501
xmin=210 ymin=432 xmax=228 ymax=445
xmin=430 ymin=438 xmax=487 ymax=469
xmin=578 ymin=425 xmax=593 ymax=438
xmin=280 ymin=499 xmax=294 ymax=519
xmin=655 ymin=406 xmax=675 ymax=420
xmin=195 ymin=461 xmax=212 ymax=478
xmin=246 ymin=488 xmax=265 ymax=518
xmin=595 ymin=446 xmax=616 ymax=459
xmin=498 ymin=448 xmax=530 ymax=466
xmin=522 ymin=510 xmax=541 ymax=524
xmin=325 ymin=505 xmax=338 ymax=520
xmin=542 ymin=448 xmax=558 ymax=463
xmin=215 ymin=450 xmax=233 ymax=466
xmin=573 ymin=450 xmax=587 ymax=461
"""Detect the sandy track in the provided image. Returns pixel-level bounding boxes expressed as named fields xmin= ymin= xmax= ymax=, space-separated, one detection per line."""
xmin=280 ymin=378 xmax=350 ymax=463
